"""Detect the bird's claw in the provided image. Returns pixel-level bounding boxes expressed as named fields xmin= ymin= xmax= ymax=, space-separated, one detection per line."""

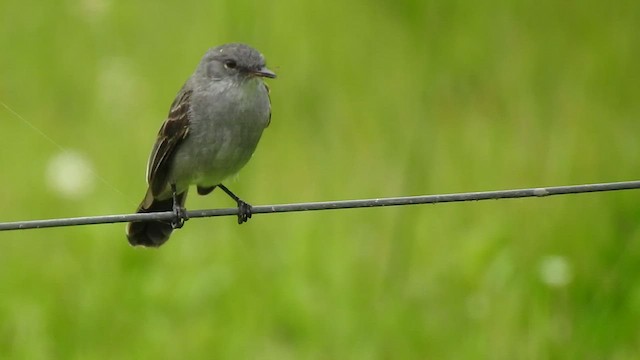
xmin=216 ymin=184 xmax=252 ymax=224
xmin=170 ymin=184 xmax=188 ymax=229
xmin=237 ymin=200 xmax=252 ymax=224
xmin=171 ymin=205 xmax=189 ymax=229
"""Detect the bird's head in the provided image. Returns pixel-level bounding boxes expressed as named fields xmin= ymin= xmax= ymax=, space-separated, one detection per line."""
xmin=199 ymin=43 xmax=276 ymax=82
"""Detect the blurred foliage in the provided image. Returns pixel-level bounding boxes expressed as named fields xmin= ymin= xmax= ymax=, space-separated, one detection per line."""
xmin=1 ymin=0 xmax=640 ymax=358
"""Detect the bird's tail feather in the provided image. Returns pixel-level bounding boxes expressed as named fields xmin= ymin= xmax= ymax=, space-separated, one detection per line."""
xmin=126 ymin=188 xmax=187 ymax=247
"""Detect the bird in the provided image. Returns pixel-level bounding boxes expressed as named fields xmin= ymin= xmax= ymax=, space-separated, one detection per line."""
xmin=126 ymin=43 xmax=276 ymax=247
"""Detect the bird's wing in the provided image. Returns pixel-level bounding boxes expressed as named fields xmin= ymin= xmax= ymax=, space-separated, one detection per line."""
xmin=146 ymin=85 xmax=192 ymax=197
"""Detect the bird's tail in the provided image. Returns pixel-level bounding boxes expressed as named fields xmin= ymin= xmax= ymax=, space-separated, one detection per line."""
xmin=126 ymin=188 xmax=187 ymax=247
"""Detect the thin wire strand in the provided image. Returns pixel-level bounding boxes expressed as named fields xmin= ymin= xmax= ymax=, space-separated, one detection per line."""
xmin=1 ymin=101 xmax=133 ymax=205
xmin=1 ymin=180 xmax=638 ymax=231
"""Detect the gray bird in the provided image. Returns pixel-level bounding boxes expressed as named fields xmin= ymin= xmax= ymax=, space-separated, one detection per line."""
xmin=126 ymin=43 xmax=276 ymax=247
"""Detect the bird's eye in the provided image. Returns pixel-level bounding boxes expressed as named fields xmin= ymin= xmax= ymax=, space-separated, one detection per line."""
xmin=224 ymin=60 xmax=237 ymax=69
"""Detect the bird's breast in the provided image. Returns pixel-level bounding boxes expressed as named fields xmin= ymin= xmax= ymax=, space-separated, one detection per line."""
xmin=170 ymin=78 xmax=271 ymax=187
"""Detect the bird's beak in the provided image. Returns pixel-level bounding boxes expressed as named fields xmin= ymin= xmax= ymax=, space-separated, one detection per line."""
xmin=253 ymin=67 xmax=277 ymax=79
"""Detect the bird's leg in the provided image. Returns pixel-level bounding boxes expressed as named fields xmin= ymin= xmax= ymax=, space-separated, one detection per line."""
xmin=171 ymin=183 xmax=188 ymax=229
xmin=217 ymin=184 xmax=252 ymax=224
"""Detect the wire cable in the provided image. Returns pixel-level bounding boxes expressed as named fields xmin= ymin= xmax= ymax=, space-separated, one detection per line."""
xmin=1 ymin=180 xmax=638 ymax=231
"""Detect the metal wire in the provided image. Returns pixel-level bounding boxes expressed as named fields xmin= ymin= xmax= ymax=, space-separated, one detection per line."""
xmin=1 ymin=180 xmax=639 ymax=231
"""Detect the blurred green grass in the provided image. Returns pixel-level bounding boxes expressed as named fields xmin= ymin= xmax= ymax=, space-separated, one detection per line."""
xmin=1 ymin=0 xmax=639 ymax=358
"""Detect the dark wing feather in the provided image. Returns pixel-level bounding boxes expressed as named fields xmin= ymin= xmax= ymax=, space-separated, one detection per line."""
xmin=146 ymin=86 xmax=192 ymax=197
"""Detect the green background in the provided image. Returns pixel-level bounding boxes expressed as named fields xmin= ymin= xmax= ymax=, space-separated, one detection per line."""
xmin=1 ymin=0 xmax=639 ymax=358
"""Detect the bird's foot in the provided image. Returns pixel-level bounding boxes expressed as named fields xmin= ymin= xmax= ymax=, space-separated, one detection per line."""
xmin=217 ymin=183 xmax=252 ymax=224
xmin=236 ymin=199 xmax=252 ymax=224
xmin=171 ymin=205 xmax=189 ymax=229
xmin=171 ymin=184 xmax=189 ymax=229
